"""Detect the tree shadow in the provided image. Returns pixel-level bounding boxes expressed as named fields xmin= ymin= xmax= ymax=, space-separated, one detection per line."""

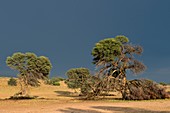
xmin=54 ymin=91 xmax=79 ymax=97
xmin=58 ymin=108 xmax=101 ymax=113
xmin=7 ymin=95 xmax=38 ymax=100
xmin=91 ymin=106 xmax=170 ymax=113
xmin=59 ymin=106 xmax=169 ymax=113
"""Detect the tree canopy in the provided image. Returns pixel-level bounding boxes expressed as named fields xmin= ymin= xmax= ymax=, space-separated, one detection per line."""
xmin=6 ymin=52 xmax=52 ymax=96
xmin=66 ymin=68 xmax=91 ymax=94
xmin=6 ymin=52 xmax=52 ymax=77
xmin=92 ymin=35 xmax=146 ymax=76
xmin=90 ymin=35 xmax=147 ymax=99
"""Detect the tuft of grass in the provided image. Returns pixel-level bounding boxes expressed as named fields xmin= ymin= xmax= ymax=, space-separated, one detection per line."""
xmin=45 ymin=77 xmax=63 ymax=86
xmin=8 ymin=77 xmax=17 ymax=86
xmin=8 ymin=95 xmax=38 ymax=100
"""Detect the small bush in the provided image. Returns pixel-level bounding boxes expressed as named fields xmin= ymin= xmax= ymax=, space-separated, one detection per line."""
xmin=53 ymin=82 xmax=60 ymax=86
xmin=57 ymin=77 xmax=65 ymax=81
xmin=8 ymin=77 xmax=17 ymax=86
xmin=159 ymin=82 xmax=167 ymax=86
xmin=45 ymin=77 xmax=63 ymax=86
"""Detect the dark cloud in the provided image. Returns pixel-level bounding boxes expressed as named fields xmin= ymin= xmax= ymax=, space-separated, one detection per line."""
xmin=0 ymin=0 xmax=170 ymax=82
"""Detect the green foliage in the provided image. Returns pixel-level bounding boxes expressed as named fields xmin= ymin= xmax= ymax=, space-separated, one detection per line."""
xmin=50 ymin=77 xmax=60 ymax=83
xmin=115 ymin=35 xmax=129 ymax=44
xmin=159 ymin=82 xmax=167 ymax=86
xmin=89 ymin=35 xmax=146 ymax=99
xmin=66 ymin=68 xmax=91 ymax=94
xmin=92 ymin=38 xmax=122 ymax=64
xmin=46 ymin=77 xmax=63 ymax=86
xmin=56 ymin=77 xmax=65 ymax=81
xmin=52 ymin=82 xmax=60 ymax=86
xmin=6 ymin=52 xmax=52 ymax=96
xmin=8 ymin=77 xmax=17 ymax=86
xmin=6 ymin=52 xmax=52 ymax=86
xmin=92 ymin=35 xmax=146 ymax=75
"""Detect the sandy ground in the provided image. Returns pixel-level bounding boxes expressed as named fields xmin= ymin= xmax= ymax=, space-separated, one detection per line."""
xmin=0 ymin=99 xmax=170 ymax=113
xmin=0 ymin=77 xmax=170 ymax=113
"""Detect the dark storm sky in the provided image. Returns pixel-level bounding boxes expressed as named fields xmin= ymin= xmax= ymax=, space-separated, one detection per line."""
xmin=0 ymin=0 xmax=170 ymax=82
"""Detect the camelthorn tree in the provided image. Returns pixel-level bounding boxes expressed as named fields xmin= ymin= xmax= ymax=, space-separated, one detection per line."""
xmin=91 ymin=35 xmax=146 ymax=99
xmin=6 ymin=52 xmax=52 ymax=96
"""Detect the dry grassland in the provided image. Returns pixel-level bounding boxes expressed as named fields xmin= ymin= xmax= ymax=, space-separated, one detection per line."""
xmin=0 ymin=77 xmax=170 ymax=113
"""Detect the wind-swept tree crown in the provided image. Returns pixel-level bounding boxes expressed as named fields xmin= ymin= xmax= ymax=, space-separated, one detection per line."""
xmin=92 ymin=35 xmax=129 ymax=64
xmin=6 ymin=52 xmax=52 ymax=78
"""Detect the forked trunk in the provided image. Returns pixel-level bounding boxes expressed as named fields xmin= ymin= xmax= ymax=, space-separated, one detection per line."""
xmin=121 ymin=75 xmax=127 ymax=99
xmin=15 ymin=77 xmax=30 ymax=96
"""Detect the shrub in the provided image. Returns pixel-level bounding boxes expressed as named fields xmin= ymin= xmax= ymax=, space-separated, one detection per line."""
xmin=46 ymin=77 xmax=63 ymax=86
xmin=66 ymin=68 xmax=92 ymax=95
xmin=8 ymin=77 xmax=17 ymax=86
xmin=53 ymin=82 xmax=60 ymax=86
xmin=57 ymin=77 xmax=65 ymax=81
xmin=159 ymin=82 xmax=167 ymax=86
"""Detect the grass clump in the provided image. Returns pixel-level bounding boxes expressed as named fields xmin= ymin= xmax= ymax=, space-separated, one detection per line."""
xmin=45 ymin=77 xmax=64 ymax=86
xmin=9 ymin=95 xmax=37 ymax=100
xmin=8 ymin=77 xmax=17 ymax=86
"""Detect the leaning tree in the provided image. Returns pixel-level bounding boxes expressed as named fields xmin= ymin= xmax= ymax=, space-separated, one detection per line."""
xmin=6 ymin=52 xmax=52 ymax=96
xmin=90 ymin=35 xmax=146 ymax=99
xmin=90 ymin=35 xmax=169 ymax=100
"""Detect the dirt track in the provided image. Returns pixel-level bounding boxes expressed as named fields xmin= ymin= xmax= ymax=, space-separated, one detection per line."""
xmin=0 ymin=99 xmax=170 ymax=113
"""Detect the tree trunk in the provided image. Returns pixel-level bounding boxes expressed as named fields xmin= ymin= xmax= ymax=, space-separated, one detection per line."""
xmin=15 ymin=77 xmax=29 ymax=96
xmin=121 ymin=75 xmax=127 ymax=99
